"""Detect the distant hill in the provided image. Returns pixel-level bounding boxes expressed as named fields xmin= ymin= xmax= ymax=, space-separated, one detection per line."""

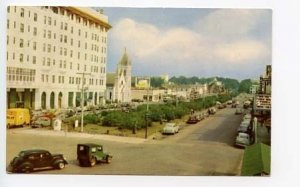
xmin=169 ymin=76 xmax=240 ymax=91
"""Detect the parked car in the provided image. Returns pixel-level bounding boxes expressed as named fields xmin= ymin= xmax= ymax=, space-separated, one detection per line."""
xmin=237 ymin=125 xmax=250 ymax=133
xmin=208 ymin=107 xmax=216 ymax=115
xmin=77 ymin=143 xmax=112 ymax=167
xmin=235 ymin=132 xmax=251 ymax=147
xmin=31 ymin=117 xmax=51 ymax=128
xmin=235 ymin=108 xmax=243 ymax=115
xmin=162 ymin=123 xmax=179 ymax=135
xmin=186 ymin=116 xmax=199 ymax=124
xmin=218 ymin=104 xmax=226 ymax=109
xmin=7 ymin=149 xmax=68 ymax=173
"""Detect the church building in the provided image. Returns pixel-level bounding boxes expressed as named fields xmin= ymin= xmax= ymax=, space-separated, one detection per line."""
xmin=106 ymin=50 xmax=132 ymax=103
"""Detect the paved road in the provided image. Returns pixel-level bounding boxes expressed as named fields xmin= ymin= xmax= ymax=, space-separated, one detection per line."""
xmin=6 ymin=107 xmax=244 ymax=176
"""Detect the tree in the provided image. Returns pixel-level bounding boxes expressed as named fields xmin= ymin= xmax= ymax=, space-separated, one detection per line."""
xmin=238 ymin=79 xmax=253 ymax=93
xmin=150 ymin=77 xmax=165 ymax=88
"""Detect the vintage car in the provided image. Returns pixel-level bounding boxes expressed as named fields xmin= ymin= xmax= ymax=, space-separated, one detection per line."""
xmin=77 ymin=143 xmax=112 ymax=167
xmin=208 ymin=107 xmax=217 ymax=115
xmin=235 ymin=132 xmax=251 ymax=147
xmin=162 ymin=123 xmax=179 ymax=135
xmin=31 ymin=117 xmax=51 ymax=128
xmin=7 ymin=149 xmax=68 ymax=173
xmin=186 ymin=116 xmax=199 ymax=124
xmin=235 ymin=108 xmax=243 ymax=115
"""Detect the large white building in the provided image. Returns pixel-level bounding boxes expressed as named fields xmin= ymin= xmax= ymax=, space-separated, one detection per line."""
xmin=6 ymin=6 xmax=111 ymax=110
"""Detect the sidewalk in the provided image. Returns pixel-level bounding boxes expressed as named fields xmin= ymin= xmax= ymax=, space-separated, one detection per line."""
xmin=9 ymin=128 xmax=147 ymax=144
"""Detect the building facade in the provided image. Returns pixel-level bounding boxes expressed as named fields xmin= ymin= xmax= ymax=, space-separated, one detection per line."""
xmin=106 ymin=50 xmax=132 ymax=103
xmin=6 ymin=6 xmax=111 ymax=109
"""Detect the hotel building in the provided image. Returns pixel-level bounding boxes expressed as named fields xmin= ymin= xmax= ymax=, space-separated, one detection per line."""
xmin=6 ymin=6 xmax=111 ymax=110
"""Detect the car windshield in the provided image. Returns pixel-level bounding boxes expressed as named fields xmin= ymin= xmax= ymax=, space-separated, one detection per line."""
xmin=18 ymin=151 xmax=25 ymax=157
xmin=239 ymin=134 xmax=249 ymax=139
xmin=166 ymin=123 xmax=175 ymax=127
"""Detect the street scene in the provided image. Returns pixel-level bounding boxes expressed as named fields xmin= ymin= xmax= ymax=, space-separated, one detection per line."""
xmin=5 ymin=6 xmax=271 ymax=176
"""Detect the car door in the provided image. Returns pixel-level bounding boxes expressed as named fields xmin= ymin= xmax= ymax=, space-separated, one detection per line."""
xmin=38 ymin=152 xmax=53 ymax=168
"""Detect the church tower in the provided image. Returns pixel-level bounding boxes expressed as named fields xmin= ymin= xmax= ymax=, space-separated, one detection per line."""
xmin=115 ymin=49 xmax=132 ymax=103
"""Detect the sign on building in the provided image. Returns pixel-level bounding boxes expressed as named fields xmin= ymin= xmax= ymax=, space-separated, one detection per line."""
xmin=254 ymin=94 xmax=271 ymax=111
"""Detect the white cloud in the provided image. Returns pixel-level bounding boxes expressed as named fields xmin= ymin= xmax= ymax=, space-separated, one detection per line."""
xmin=109 ymin=10 xmax=271 ymax=78
xmin=197 ymin=9 xmax=264 ymax=39
xmin=214 ymin=40 xmax=270 ymax=63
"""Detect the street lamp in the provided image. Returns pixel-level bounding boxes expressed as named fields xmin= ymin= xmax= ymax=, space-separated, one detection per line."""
xmin=145 ymin=77 xmax=151 ymax=139
xmin=77 ymin=72 xmax=91 ymax=133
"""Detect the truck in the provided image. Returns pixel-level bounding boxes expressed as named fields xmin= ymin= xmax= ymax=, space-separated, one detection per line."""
xmin=77 ymin=143 xmax=112 ymax=167
xmin=6 ymin=108 xmax=31 ymax=129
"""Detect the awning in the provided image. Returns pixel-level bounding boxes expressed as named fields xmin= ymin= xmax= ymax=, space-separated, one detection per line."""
xmin=241 ymin=143 xmax=270 ymax=176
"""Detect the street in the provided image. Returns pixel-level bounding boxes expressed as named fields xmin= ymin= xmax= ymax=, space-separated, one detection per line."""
xmin=6 ymin=107 xmax=244 ymax=175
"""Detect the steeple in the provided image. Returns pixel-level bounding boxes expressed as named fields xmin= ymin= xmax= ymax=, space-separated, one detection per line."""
xmin=119 ymin=48 xmax=131 ymax=66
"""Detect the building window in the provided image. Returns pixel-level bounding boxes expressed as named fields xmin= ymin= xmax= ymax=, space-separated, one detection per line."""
xmin=52 ymin=75 xmax=55 ymax=83
xmin=7 ymin=20 xmax=9 ymax=29
xmin=70 ymin=50 xmax=73 ymax=57
xmin=20 ymin=8 xmax=24 ymax=17
xmin=78 ymin=41 xmax=80 ymax=47
xmin=48 ymin=17 xmax=51 ymax=25
xmin=20 ymin=23 xmax=24 ymax=32
xmin=34 ymin=13 xmax=37 ymax=21
xmin=32 ymin=56 xmax=36 ymax=64
xmin=33 ymin=27 xmax=37 ymax=36
xmin=44 ymin=16 xmax=46 ymax=24
xmin=71 ymin=26 xmax=73 ymax=34
xmin=47 ymin=58 xmax=50 ymax=66
xmin=7 ymin=36 xmax=9 ymax=45
xmin=47 ymin=44 xmax=51 ymax=52
xmin=42 ymin=74 xmax=44 ymax=82
xmin=33 ymin=42 xmax=37 ymax=50
xmin=60 ymin=22 xmax=63 ymax=30
xmin=43 ymin=29 xmax=46 ymax=38
xmin=78 ymin=52 xmax=80 ymax=59
xmin=43 ymin=57 xmax=45 ymax=65
xmin=43 ymin=44 xmax=46 ymax=52
xmin=78 ymin=29 xmax=81 ymax=36
xmin=7 ymin=6 xmax=10 ymax=13
xmin=64 ymin=35 xmax=67 ymax=43
xmin=20 ymin=54 xmax=24 ymax=62
xmin=20 ymin=39 xmax=24 ymax=48
xmin=48 ymin=31 xmax=51 ymax=39
xmin=64 ymin=23 xmax=68 ymax=30
xmin=28 ymin=25 xmax=30 ymax=32
xmin=64 ymin=48 xmax=67 ymax=56
xmin=71 ymin=39 xmax=73 ymax=46
xmin=64 ymin=61 xmax=66 ymax=68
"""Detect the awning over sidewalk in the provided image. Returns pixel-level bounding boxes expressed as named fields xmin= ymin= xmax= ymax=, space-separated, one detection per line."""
xmin=241 ymin=143 xmax=270 ymax=176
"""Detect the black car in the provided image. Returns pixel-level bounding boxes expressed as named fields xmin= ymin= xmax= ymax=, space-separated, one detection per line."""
xmin=7 ymin=149 xmax=68 ymax=173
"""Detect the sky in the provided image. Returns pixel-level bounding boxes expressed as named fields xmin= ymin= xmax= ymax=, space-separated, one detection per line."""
xmin=102 ymin=8 xmax=272 ymax=80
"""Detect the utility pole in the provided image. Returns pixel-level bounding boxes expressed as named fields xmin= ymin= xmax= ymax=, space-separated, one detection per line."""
xmin=145 ymin=77 xmax=151 ymax=139
xmin=77 ymin=72 xmax=91 ymax=133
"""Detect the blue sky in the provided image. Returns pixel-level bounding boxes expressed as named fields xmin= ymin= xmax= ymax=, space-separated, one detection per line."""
xmin=103 ymin=8 xmax=272 ymax=80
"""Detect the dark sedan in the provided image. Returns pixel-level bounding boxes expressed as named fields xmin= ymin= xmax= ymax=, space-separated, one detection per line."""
xmin=7 ymin=149 xmax=68 ymax=173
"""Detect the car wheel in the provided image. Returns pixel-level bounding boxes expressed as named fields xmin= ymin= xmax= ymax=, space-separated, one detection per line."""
xmin=22 ymin=166 xmax=32 ymax=173
xmin=106 ymin=156 xmax=112 ymax=164
xmin=57 ymin=162 xmax=65 ymax=169
xmin=90 ymin=157 xmax=96 ymax=167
